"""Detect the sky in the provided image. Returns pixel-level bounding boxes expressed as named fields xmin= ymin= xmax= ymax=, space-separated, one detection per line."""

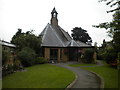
xmin=0 ymin=0 xmax=113 ymax=46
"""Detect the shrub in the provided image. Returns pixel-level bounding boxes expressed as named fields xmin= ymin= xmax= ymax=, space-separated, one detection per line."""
xmin=2 ymin=50 xmax=10 ymax=65
xmin=84 ymin=49 xmax=94 ymax=63
xmin=13 ymin=60 xmax=23 ymax=71
xmin=98 ymin=51 xmax=106 ymax=60
xmin=105 ymin=52 xmax=117 ymax=64
xmin=17 ymin=47 xmax=36 ymax=67
xmin=2 ymin=64 xmax=14 ymax=76
xmin=35 ymin=57 xmax=47 ymax=64
xmin=117 ymin=52 xmax=120 ymax=69
xmin=104 ymin=48 xmax=117 ymax=64
xmin=118 ymin=52 xmax=120 ymax=61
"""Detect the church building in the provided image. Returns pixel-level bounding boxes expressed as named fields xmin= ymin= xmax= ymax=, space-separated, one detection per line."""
xmin=40 ymin=8 xmax=94 ymax=63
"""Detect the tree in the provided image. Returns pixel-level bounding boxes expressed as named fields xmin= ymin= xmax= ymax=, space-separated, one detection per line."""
xmin=71 ymin=27 xmax=92 ymax=45
xmin=99 ymin=0 xmax=120 ymax=13
xmin=93 ymin=0 xmax=120 ymax=52
xmin=93 ymin=0 xmax=120 ymax=65
xmin=11 ymin=28 xmax=22 ymax=44
xmin=11 ymin=29 xmax=42 ymax=55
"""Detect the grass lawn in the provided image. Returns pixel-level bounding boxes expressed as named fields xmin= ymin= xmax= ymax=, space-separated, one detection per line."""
xmin=69 ymin=60 xmax=118 ymax=88
xmin=2 ymin=64 xmax=75 ymax=88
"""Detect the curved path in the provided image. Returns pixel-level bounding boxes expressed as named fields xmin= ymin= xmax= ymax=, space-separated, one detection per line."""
xmin=53 ymin=61 xmax=103 ymax=88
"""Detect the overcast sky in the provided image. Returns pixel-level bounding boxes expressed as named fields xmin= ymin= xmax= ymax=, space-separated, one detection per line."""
xmin=0 ymin=0 xmax=113 ymax=46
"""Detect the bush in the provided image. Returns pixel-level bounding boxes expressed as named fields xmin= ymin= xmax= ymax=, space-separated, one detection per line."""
xmin=104 ymin=48 xmax=117 ymax=64
xmin=97 ymin=50 xmax=106 ymax=60
xmin=84 ymin=49 xmax=94 ymax=63
xmin=118 ymin=52 xmax=120 ymax=69
xmin=118 ymin=52 xmax=120 ymax=61
xmin=35 ymin=57 xmax=47 ymax=64
xmin=13 ymin=60 xmax=23 ymax=71
xmin=2 ymin=64 xmax=14 ymax=76
xmin=2 ymin=50 xmax=10 ymax=65
xmin=17 ymin=47 xmax=36 ymax=67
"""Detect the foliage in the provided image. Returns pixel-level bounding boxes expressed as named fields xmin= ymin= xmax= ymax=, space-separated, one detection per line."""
xmin=2 ymin=61 xmax=23 ymax=77
xmin=71 ymin=27 xmax=92 ymax=45
xmin=113 ymin=31 xmax=120 ymax=52
xmin=11 ymin=28 xmax=22 ymax=44
xmin=13 ymin=60 xmax=23 ymax=71
xmin=93 ymin=0 xmax=120 ymax=64
xmin=83 ymin=49 xmax=94 ymax=63
xmin=2 ymin=49 xmax=10 ymax=65
xmin=35 ymin=57 xmax=47 ymax=64
xmin=97 ymin=48 xmax=106 ymax=60
xmin=99 ymin=0 xmax=120 ymax=13
xmin=2 ymin=47 xmax=23 ymax=76
xmin=17 ymin=47 xmax=36 ymax=67
xmin=118 ymin=52 xmax=120 ymax=69
xmin=104 ymin=48 xmax=117 ymax=64
xmin=97 ymin=41 xmax=117 ymax=64
xmin=93 ymin=0 xmax=120 ymax=38
xmin=2 ymin=64 xmax=14 ymax=76
xmin=2 ymin=64 xmax=75 ymax=88
xmin=11 ymin=29 xmax=41 ymax=55
xmin=118 ymin=52 xmax=120 ymax=61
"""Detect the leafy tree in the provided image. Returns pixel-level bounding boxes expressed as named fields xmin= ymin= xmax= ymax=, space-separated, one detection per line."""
xmin=99 ymin=0 xmax=120 ymax=13
xmin=71 ymin=27 xmax=92 ymax=45
xmin=11 ymin=29 xmax=42 ymax=55
xmin=11 ymin=28 xmax=22 ymax=44
xmin=93 ymin=0 xmax=120 ymax=63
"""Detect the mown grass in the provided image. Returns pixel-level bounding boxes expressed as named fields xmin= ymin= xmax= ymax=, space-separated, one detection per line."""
xmin=69 ymin=60 xmax=118 ymax=88
xmin=2 ymin=64 xmax=75 ymax=88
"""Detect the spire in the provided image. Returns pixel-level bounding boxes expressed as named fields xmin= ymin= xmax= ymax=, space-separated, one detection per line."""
xmin=51 ymin=7 xmax=58 ymax=14
xmin=51 ymin=7 xmax=58 ymax=26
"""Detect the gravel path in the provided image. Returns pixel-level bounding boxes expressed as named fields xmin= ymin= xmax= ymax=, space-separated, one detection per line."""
xmin=52 ymin=61 xmax=103 ymax=88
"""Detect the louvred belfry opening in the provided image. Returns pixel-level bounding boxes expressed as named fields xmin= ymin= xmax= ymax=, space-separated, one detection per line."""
xmin=51 ymin=7 xmax=58 ymax=26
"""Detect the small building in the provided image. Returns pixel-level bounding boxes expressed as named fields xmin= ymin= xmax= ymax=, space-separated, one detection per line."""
xmin=40 ymin=8 xmax=94 ymax=63
xmin=0 ymin=40 xmax=16 ymax=65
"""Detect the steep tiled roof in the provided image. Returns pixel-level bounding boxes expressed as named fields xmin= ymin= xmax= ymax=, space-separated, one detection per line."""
xmin=40 ymin=23 xmax=92 ymax=47
xmin=40 ymin=23 xmax=70 ymax=47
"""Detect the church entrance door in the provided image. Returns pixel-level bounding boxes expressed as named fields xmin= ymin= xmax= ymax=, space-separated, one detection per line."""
xmin=50 ymin=48 xmax=58 ymax=63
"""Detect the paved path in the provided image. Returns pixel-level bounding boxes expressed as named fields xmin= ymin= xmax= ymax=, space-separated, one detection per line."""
xmin=52 ymin=61 xmax=103 ymax=88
